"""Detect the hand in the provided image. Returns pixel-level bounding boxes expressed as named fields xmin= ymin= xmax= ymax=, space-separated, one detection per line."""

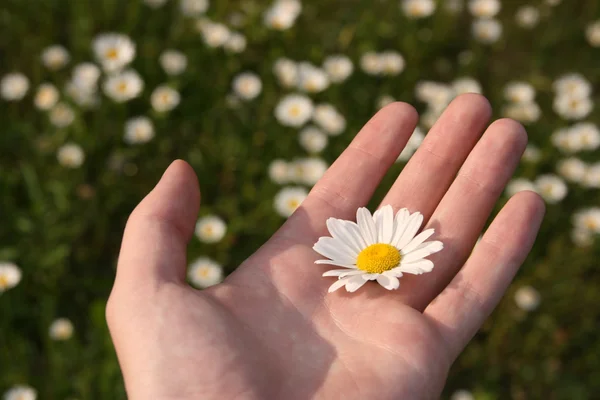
xmin=106 ymin=94 xmax=545 ymax=400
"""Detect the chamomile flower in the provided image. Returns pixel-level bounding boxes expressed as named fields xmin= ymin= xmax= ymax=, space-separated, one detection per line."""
xmin=472 ymin=18 xmax=502 ymax=44
xmin=274 ymin=186 xmax=308 ymax=217
xmin=224 ymin=32 xmax=247 ymax=53
xmin=314 ymin=205 xmax=443 ymax=293
xmin=57 ymin=143 xmax=85 ymax=168
xmin=49 ymin=318 xmax=74 ymax=340
xmin=103 ymin=69 xmax=144 ymax=102
xmin=180 ymin=0 xmax=209 ymax=16
xmin=377 ymin=95 xmax=396 ymax=109
xmin=502 ymin=102 xmax=541 ymax=124
xmin=297 ymin=63 xmax=330 ymax=93
xmin=263 ymin=0 xmax=302 ymax=30
xmin=232 ymin=72 xmax=262 ymax=100
xmin=268 ymin=159 xmax=291 ymax=184
xmin=151 ymin=85 xmax=180 ymax=112
xmin=557 ymin=158 xmax=587 ymax=183
xmin=124 ymin=117 xmax=155 ymax=145
xmin=586 ymin=21 xmax=600 ymax=47
xmin=397 ymin=127 xmax=425 ymax=162
xmin=468 ymin=0 xmax=500 ymax=18
xmin=34 ymin=83 xmax=60 ymax=110
xmin=41 ymin=45 xmax=70 ymax=70
xmin=506 ymin=178 xmax=536 ymax=197
xmin=553 ymin=95 xmax=593 ymax=120
xmin=273 ymin=58 xmax=299 ymax=88
xmin=553 ymin=73 xmax=591 ymax=99
xmin=571 ymin=122 xmax=600 ymax=150
xmin=49 ymin=103 xmax=75 ymax=128
xmin=188 ymin=257 xmax=223 ymax=288
xmin=66 ymin=82 xmax=100 ymax=108
xmin=504 ymin=82 xmax=536 ymax=103
xmin=573 ymin=208 xmax=600 ymax=234
xmin=380 ymin=51 xmax=405 ymax=76
xmin=323 ymin=55 xmax=353 ymax=83
xmin=159 ymin=50 xmax=188 ymax=76
xmin=571 ymin=228 xmax=593 ymax=247
xmin=275 ymin=94 xmax=314 ymax=127
xmin=522 ymin=145 xmax=541 ymax=163
xmin=299 ymin=126 xmax=328 ymax=153
xmin=3 ymin=386 xmax=37 ymax=400
xmin=514 ymin=285 xmax=540 ymax=311
xmin=0 ymin=262 xmax=22 ymax=293
xmin=452 ymin=77 xmax=482 ymax=95
xmin=312 ymin=103 xmax=346 ymax=135
xmin=415 ymin=81 xmax=454 ymax=108
xmin=401 ymin=0 xmax=436 ymax=19
xmin=583 ymin=163 xmax=600 ymax=188
xmin=195 ymin=215 xmax=227 ymax=243
xmin=71 ymin=63 xmax=101 ymax=91
xmin=535 ymin=174 xmax=568 ymax=203
xmin=451 ymin=390 xmax=475 ymax=400
xmin=93 ymin=33 xmax=136 ymax=72
xmin=515 ymin=6 xmax=540 ymax=29
xmin=360 ymin=52 xmax=383 ymax=75
xmin=1 ymin=73 xmax=29 ymax=101
xmin=198 ymin=21 xmax=230 ymax=48
xmin=290 ymin=157 xmax=328 ymax=186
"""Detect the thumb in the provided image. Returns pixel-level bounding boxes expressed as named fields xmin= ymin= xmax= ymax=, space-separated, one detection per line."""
xmin=114 ymin=160 xmax=200 ymax=291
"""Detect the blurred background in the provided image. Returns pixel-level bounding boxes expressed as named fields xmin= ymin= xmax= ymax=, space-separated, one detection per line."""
xmin=1 ymin=0 xmax=599 ymax=398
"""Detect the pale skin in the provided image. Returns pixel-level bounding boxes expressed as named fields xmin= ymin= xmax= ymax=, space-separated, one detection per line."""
xmin=106 ymin=94 xmax=546 ymax=399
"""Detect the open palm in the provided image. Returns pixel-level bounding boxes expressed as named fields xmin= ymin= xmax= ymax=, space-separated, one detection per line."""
xmin=106 ymin=95 xmax=545 ymax=400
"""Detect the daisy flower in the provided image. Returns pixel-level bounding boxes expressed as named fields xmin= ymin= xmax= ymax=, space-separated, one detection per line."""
xmin=1 ymin=73 xmax=29 ymax=101
xmin=232 ymin=72 xmax=262 ymax=100
xmin=502 ymin=102 xmax=541 ymax=124
xmin=289 ymin=157 xmax=328 ymax=186
xmin=195 ymin=215 xmax=227 ymax=243
xmin=180 ymin=0 xmax=209 ymax=16
xmin=323 ymin=55 xmax=353 ymax=83
xmin=49 ymin=103 xmax=75 ymax=128
xmin=188 ymin=257 xmax=223 ymax=288
xmin=3 ymin=385 xmax=37 ymax=400
xmin=103 ymin=69 xmax=144 ymax=103
xmin=557 ymin=158 xmax=587 ymax=183
xmin=124 ymin=117 xmax=155 ymax=145
xmin=468 ymin=0 xmax=500 ymax=18
xmin=586 ymin=21 xmax=600 ymax=47
xmin=380 ymin=51 xmax=405 ymax=76
xmin=515 ymin=6 xmax=540 ymax=29
xmin=159 ymin=50 xmax=188 ymax=76
xmin=93 ymin=33 xmax=136 ymax=72
xmin=268 ymin=159 xmax=291 ymax=184
xmin=505 ymin=178 xmax=536 ymax=197
xmin=553 ymin=73 xmax=591 ymax=99
xmin=553 ymin=95 xmax=593 ymax=120
xmin=452 ymin=77 xmax=482 ymax=95
xmin=504 ymin=82 xmax=536 ymax=103
xmin=360 ymin=52 xmax=383 ymax=75
xmin=451 ymin=390 xmax=475 ymax=400
xmin=314 ymin=205 xmax=443 ymax=293
xmin=514 ymin=285 xmax=540 ymax=311
xmin=198 ymin=21 xmax=230 ymax=48
xmin=57 ymin=143 xmax=85 ymax=168
xmin=472 ymin=18 xmax=502 ymax=44
xmin=273 ymin=58 xmax=299 ymax=88
xmin=312 ymin=103 xmax=346 ymax=135
xmin=274 ymin=186 xmax=308 ymax=217
xmin=71 ymin=62 xmax=101 ymax=91
xmin=522 ymin=145 xmax=541 ymax=162
xmin=224 ymin=32 xmax=247 ymax=53
xmin=41 ymin=45 xmax=70 ymax=70
xmin=0 ymin=262 xmax=22 ymax=293
xmin=401 ymin=0 xmax=436 ymax=19
xmin=275 ymin=94 xmax=314 ymax=127
xmin=299 ymin=126 xmax=328 ymax=154
xmin=49 ymin=318 xmax=74 ymax=340
xmin=535 ymin=174 xmax=568 ymax=203
xmin=150 ymin=85 xmax=180 ymax=112
xmin=34 ymin=83 xmax=60 ymax=111
xmin=297 ymin=63 xmax=330 ymax=93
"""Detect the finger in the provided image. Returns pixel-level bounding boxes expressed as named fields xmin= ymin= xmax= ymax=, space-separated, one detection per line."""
xmin=397 ymin=118 xmax=528 ymax=310
xmin=277 ymin=102 xmax=418 ymax=244
xmin=424 ymin=191 xmax=545 ymax=361
xmin=380 ymin=94 xmax=492 ymax=221
xmin=114 ymin=160 xmax=200 ymax=290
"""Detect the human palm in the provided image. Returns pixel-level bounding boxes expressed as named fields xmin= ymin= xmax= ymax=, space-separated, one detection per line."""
xmin=107 ymin=95 xmax=545 ymax=400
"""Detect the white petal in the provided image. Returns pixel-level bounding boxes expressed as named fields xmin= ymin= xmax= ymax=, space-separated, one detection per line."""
xmin=373 ymin=208 xmax=384 ymax=242
xmin=395 ymin=212 xmax=424 ymax=249
xmin=356 ymin=207 xmax=377 ymax=245
xmin=328 ymin=276 xmax=353 ymax=293
xmin=315 ymin=260 xmax=356 ymax=269
xmin=362 ymin=273 xmax=379 ymax=280
xmin=401 ymin=229 xmax=435 ymax=254
xmin=383 ymin=270 xmax=403 ymax=279
xmin=376 ymin=274 xmax=400 ymax=290
xmin=379 ymin=205 xmax=395 ymax=243
xmin=322 ymin=269 xmax=362 ymax=277
xmin=393 ymin=259 xmax=434 ymax=275
xmin=313 ymin=237 xmax=356 ymax=264
xmin=342 ymin=220 xmax=368 ymax=249
xmin=401 ymin=241 xmax=444 ymax=263
xmin=345 ymin=275 xmax=369 ymax=292
xmin=326 ymin=218 xmax=360 ymax=256
xmin=390 ymin=208 xmax=410 ymax=246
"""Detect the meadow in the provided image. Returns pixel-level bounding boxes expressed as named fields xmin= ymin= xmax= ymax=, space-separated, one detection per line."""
xmin=1 ymin=0 xmax=600 ymax=398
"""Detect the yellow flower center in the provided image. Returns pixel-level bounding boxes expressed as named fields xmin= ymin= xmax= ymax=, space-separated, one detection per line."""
xmin=105 ymin=48 xmax=119 ymax=60
xmin=287 ymin=199 xmax=299 ymax=209
xmin=0 ymin=275 xmax=7 ymax=289
xmin=197 ymin=267 xmax=210 ymax=278
xmin=203 ymin=225 xmax=214 ymax=235
xmin=356 ymin=243 xmax=401 ymax=274
xmin=585 ymin=219 xmax=598 ymax=230
xmin=117 ymin=82 xmax=128 ymax=93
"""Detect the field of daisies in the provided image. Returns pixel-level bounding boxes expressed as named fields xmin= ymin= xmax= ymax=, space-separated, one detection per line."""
xmin=1 ymin=0 xmax=600 ymax=398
